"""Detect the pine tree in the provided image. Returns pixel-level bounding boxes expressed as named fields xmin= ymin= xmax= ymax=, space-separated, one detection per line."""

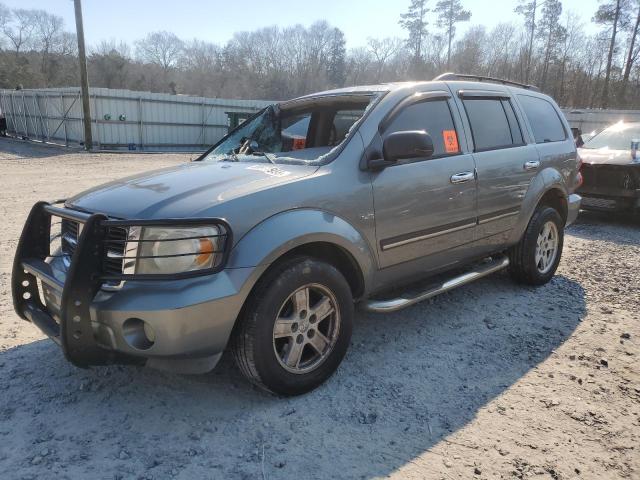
xmin=399 ymin=0 xmax=429 ymax=63
xmin=434 ymin=0 xmax=471 ymax=70
xmin=327 ymin=28 xmax=347 ymax=88
xmin=537 ymin=0 xmax=565 ymax=89
xmin=515 ymin=0 xmax=539 ymax=83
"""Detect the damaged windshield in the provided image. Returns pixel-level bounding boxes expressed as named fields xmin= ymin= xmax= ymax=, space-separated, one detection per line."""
xmin=582 ymin=122 xmax=640 ymax=151
xmin=203 ymin=94 xmax=378 ymax=165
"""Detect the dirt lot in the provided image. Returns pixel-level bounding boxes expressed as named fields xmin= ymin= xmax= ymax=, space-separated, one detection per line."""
xmin=0 ymin=138 xmax=639 ymax=480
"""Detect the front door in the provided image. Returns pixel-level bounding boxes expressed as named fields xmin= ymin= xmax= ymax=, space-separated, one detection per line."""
xmin=371 ymin=93 xmax=477 ymax=268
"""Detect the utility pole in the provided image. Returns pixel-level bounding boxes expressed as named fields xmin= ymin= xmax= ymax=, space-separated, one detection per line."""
xmin=73 ymin=0 xmax=92 ymax=150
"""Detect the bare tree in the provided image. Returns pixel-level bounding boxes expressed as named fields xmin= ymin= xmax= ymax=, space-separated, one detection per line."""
xmin=555 ymin=12 xmax=584 ymax=103
xmin=594 ymin=0 xmax=631 ymax=107
xmin=3 ymin=8 xmax=36 ymax=56
xmin=0 ymin=2 xmax=10 ymax=48
xmin=367 ymin=37 xmax=403 ymax=81
xmin=135 ymin=31 xmax=183 ymax=71
xmin=485 ymin=23 xmax=519 ymax=78
xmin=89 ymin=40 xmax=131 ymax=89
xmin=31 ymin=10 xmax=65 ymax=85
xmin=621 ymin=0 xmax=640 ymax=101
xmin=434 ymin=0 xmax=471 ymax=69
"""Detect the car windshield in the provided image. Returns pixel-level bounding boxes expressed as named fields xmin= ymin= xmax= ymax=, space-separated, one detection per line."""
xmin=202 ymin=94 xmax=378 ymax=165
xmin=582 ymin=123 xmax=640 ymax=150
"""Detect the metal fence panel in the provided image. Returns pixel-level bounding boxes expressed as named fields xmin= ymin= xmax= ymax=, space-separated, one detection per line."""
xmin=0 ymin=87 xmax=270 ymax=151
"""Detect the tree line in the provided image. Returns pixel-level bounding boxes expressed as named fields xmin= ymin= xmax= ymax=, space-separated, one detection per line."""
xmin=0 ymin=0 xmax=639 ymax=109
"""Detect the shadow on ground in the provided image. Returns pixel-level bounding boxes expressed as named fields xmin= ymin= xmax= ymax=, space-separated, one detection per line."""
xmin=0 ymin=137 xmax=83 ymax=158
xmin=0 ymin=272 xmax=586 ymax=479
xmin=568 ymin=210 xmax=640 ymax=246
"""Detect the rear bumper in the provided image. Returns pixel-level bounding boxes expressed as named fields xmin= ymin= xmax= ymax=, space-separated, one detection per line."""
xmin=566 ymin=194 xmax=581 ymax=227
xmin=12 ymin=201 xmax=254 ymax=373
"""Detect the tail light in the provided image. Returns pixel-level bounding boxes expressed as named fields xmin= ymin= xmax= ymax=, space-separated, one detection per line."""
xmin=575 ymin=152 xmax=584 ymax=189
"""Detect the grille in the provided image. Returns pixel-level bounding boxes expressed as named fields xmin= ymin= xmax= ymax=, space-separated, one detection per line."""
xmin=581 ymin=164 xmax=638 ymax=191
xmin=60 ymin=218 xmax=79 ymax=258
xmin=103 ymin=226 xmax=128 ymax=276
xmin=59 ymin=218 xmax=128 ymax=276
xmin=581 ymin=196 xmax=617 ymax=209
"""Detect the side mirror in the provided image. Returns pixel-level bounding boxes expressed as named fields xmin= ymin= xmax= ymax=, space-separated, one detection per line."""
xmin=382 ymin=130 xmax=434 ymax=164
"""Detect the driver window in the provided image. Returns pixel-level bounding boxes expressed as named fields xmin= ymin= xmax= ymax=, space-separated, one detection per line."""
xmin=386 ymin=100 xmax=460 ymax=157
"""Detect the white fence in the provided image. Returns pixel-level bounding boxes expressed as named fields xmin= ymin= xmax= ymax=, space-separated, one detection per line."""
xmin=0 ymin=87 xmax=271 ymax=151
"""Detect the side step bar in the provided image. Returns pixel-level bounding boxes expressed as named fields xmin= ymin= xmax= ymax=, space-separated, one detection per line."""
xmin=362 ymin=255 xmax=510 ymax=313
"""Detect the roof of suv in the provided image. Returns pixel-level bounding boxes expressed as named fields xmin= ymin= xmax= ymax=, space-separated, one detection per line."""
xmin=288 ymin=76 xmax=544 ymax=105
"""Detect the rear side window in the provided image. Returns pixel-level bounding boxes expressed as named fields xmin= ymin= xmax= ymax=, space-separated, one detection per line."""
xmin=385 ymin=100 xmax=460 ymax=157
xmin=517 ymin=95 xmax=566 ymax=143
xmin=462 ymin=98 xmax=523 ymax=151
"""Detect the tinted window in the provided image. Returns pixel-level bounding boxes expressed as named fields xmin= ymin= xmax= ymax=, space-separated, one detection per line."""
xmin=517 ymin=95 xmax=566 ymax=143
xmin=502 ymin=99 xmax=524 ymax=145
xmin=386 ymin=100 xmax=460 ymax=157
xmin=463 ymin=98 xmax=515 ymax=151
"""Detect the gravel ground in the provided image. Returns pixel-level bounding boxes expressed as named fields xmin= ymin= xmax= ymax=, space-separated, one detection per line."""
xmin=0 ymin=138 xmax=639 ymax=480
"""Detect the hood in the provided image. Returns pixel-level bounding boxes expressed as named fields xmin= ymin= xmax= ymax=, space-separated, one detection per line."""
xmin=66 ymin=161 xmax=317 ymax=219
xmin=578 ymin=147 xmax=639 ymax=166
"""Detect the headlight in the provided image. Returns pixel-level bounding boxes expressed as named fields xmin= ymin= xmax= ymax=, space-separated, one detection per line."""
xmin=134 ymin=226 xmax=224 ymax=275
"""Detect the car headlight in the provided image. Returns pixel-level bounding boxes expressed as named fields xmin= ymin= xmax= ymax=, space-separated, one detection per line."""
xmin=134 ymin=226 xmax=224 ymax=275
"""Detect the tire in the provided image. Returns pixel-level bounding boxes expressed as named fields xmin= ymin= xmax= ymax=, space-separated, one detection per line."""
xmin=232 ymin=256 xmax=354 ymax=396
xmin=508 ymin=206 xmax=564 ymax=286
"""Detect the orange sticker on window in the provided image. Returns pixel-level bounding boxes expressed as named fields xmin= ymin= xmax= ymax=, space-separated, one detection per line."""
xmin=292 ymin=138 xmax=306 ymax=150
xmin=443 ymin=130 xmax=459 ymax=153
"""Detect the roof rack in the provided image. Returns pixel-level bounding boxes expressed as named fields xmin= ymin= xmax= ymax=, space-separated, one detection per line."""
xmin=433 ymin=72 xmax=540 ymax=92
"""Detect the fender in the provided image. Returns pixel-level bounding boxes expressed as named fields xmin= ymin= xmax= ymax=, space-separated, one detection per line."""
xmin=227 ymin=208 xmax=377 ymax=292
xmin=507 ymin=167 xmax=569 ymax=244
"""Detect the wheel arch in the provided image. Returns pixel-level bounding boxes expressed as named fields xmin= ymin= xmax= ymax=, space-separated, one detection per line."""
xmin=508 ymin=169 xmax=570 ymax=244
xmin=537 ymin=187 xmax=568 ymax=224
xmin=227 ymin=209 xmax=376 ymax=299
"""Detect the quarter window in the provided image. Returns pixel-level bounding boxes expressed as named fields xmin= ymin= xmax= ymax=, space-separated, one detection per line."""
xmin=385 ymin=99 xmax=460 ymax=157
xmin=462 ymin=98 xmax=523 ymax=151
xmin=517 ymin=95 xmax=566 ymax=143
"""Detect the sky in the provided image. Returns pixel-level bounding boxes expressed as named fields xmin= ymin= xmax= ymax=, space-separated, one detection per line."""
xmin=3 ymin=0 xmax=602 ymax=49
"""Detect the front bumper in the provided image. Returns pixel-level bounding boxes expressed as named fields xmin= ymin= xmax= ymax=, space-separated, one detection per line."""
xmin=12 ymin=201 xmax=254 ymax=372
xmin=566 ymin=194 xmax=581 ymax=227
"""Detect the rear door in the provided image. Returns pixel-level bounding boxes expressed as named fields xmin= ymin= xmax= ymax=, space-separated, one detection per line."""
xmin=371 ymin=90 xmax=477 ymax=268
xmin=453 ymin=90 xmax=540 ymax=245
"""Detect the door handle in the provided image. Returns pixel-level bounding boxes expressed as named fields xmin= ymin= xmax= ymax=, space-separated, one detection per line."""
xmin=524 ymin=160 xmax=540 ymax=171
xmin=450 ymin=171 xmax=475 ymax=184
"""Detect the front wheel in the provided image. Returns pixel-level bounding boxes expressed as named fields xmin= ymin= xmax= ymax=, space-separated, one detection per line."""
xmin=232 ymin=257 xmax=353 ymax=396
xmin=508 ymin=206 xmax=564 ymax=286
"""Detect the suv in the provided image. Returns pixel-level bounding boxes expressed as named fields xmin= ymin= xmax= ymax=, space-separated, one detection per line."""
xmin=13 ymin=73 xmax=581 ymax=396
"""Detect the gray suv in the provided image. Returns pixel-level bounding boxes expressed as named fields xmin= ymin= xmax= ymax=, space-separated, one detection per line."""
xmin=13 ymin=73 xmax=581 ymax=396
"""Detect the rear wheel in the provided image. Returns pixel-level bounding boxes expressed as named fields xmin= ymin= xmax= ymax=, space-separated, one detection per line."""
xmin=508 ymin=206 xmax=564 ymax=286
xmin=232 ymin=257 xmax=353 ymax=396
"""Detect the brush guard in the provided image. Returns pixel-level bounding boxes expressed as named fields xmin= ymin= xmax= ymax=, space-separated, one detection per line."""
xmin=11 ymin=201 xmax=231 ymax=368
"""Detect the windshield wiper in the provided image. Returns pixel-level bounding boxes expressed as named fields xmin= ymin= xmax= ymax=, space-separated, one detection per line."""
xmin=252 ymin=151 xmax=277 ymax=164
xmin=221 ymin=150 xmax=240 ymax=162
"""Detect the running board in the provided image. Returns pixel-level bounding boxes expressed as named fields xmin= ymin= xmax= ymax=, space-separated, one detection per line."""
xmin=362 ymin=255 xmax=510 ymax=313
